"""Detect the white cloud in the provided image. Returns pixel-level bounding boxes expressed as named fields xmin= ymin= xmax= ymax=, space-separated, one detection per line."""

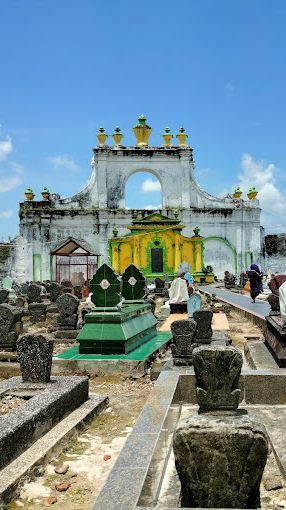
xmin=0 ymin=210 xmax=13 ymax=219
xmin=0 ymin=175 xmax=22 ymax=193
xmin=141 ymin=178 xmax=161 ymax=193
xmin=237 ymin=153 xmax=286 ymax=230
xmin=144 ymin=204 xmax=162 ymax=210
xmin=0 ymin=133 xmax=23 ymax=193
xmin=49 ymin=155 xmax=81 ymax=173
xmin=225 ymin=81 xmax=235 ymax=92
xmin=0 ymin=137 xmax=13 ymax=162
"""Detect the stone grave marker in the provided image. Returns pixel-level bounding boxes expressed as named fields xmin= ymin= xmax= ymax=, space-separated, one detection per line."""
xmin=0 ymin=289 xmax=9 ymax=304
xmin=20 ymin=282 xmax=29 ymax=294
xmin=121 ymin=264 xmax=145 ymax=301
xmin=192 ymin=345 xmax=242 ymax=412
xmin=16 ymin=333 xmax=54 ymax=383
xmin=48 ymin=282 xmax=62 ymax=302
xmin=90 ymin=264 xmax=121 ymax=308
xmin=0 ymin=303 xmax=23 ymax=351
xmin=27 ymin=283 xmax=42 ymax=304
xmin=187 ymin=293 xmax=201 ymax=317
xmin=55 ymin=293 xmax=80 ymax=329
xmin=2 ymin=276 xmax=16 ymax=300
xmin=170 ymin=319 xmax=197 ymax=366
xmin=173 ymin=344 xmax=268 ymax=509
xmin=193 ymin=310 xmax=213 ymax=343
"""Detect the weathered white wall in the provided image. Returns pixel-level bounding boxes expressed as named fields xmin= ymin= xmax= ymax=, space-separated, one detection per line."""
xmin=14 ymin=146 xmax=263 ymax=282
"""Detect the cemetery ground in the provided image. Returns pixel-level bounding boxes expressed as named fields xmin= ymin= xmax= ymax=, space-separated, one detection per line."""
xmin=2 ymin=308 xmax=286 ymax=509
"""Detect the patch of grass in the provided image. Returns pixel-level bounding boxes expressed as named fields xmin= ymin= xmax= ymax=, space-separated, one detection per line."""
xmin=68 ymin=439 xmax=85 ymax=455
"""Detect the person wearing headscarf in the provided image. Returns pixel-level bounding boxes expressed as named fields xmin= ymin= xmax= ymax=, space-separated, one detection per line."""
xmin=246 ymin=264 xmax=264 ymax=303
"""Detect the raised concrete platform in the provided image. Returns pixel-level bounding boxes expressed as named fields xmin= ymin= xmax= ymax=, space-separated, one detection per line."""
xmin=159 ymin=312 xmax=229 ymax=332
xmin=92 ymin=366 xmax=286 ymax=510
xmin=0 ymin=376 xmax=88 ymax=470
xmin=0 ymin=394 xmax=108 ymax=508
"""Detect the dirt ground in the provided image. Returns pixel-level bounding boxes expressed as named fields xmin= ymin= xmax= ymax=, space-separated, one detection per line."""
xmin=8 ymin=376 xmax=153 ymax=510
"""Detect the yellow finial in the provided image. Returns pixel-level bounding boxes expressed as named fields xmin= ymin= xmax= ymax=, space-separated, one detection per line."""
xmin=97 ymin=127 xmax=108 ymax=147
xmin=133 ymin=115 xmax=152 ymax=147
xmin=176 ymin=127 xmax=189 ymax=148
xmin=112 ymin=127 xmax=123 ymax=147
xmin=162 ymin=127 xmax=173 ymax=147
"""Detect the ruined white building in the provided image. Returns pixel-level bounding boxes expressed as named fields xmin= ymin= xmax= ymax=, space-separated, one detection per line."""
xmin=9 ymin=116 xmax=263 ymax=282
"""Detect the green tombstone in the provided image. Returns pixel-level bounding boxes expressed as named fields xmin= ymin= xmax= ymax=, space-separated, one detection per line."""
xmin=90 ymin=264 xmax=121 ymax=308
xmin=77 ymin=263 xmax=157 ymax=355
xmin=121 ymin=264 xmax=145 ymax=302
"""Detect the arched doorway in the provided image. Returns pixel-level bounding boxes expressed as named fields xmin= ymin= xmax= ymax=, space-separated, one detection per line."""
xmin=125 ymin=171 xmax=162 ymax=210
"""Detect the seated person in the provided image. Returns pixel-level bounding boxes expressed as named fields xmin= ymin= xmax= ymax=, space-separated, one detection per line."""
xmin=224 ymin=271 xmax=235 ymax=289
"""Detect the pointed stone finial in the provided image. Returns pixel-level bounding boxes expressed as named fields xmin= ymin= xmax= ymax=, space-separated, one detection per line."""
xmin=162 ymin=127 xmax=173 ymax=147
xmin=176 ymin=127 xmax=189 ymax=148
xmin=133 ymin=115 xmax=152 ymax=147
xmin=97 ymin=127 xmax=108 ymax=147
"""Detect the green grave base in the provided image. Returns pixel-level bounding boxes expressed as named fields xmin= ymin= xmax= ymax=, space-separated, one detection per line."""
xmin=54 ymin=331 xmax=172 ymax=361
xmin=77 ymin=303 xmax=158 ymax=355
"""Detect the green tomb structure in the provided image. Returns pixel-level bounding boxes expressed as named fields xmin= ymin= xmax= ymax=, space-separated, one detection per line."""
xmin=77 ymin=264 xmax=157 ymax=355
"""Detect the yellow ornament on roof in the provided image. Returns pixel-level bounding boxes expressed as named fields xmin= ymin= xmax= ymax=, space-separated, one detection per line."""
xmin=176 ymin=127 xmax=189 ymax=148
xmin=133 ymin=115 xmax=152 ymax=147
xmin=112 ymin=127 xmax=123 ymax=147
xmin=162 ymin=127 xmax=173 ymax=147
xmin=97 ymin=127 xmax=108 ymax=147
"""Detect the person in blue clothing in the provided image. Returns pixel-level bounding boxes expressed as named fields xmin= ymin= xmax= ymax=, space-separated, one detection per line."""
xmin=246 ymin=264 xmax=264 ymax=303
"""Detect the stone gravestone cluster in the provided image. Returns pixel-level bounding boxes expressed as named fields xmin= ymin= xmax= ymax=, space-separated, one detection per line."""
xmin=54 ymin=293 xmax=80 ymax=330
xmin=27 ymin=283 xmax=47 ymax=323
xmin=0 ymin=303 xmax=23 ymax=351
xmin=173 ymin=345 xmax=268 ymax=509
xmin=170 ymin=310 xmax=213 ymax=366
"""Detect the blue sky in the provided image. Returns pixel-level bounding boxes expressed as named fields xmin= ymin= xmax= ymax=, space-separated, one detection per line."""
xmin=1 ymin=0 xmax=286 ymax=238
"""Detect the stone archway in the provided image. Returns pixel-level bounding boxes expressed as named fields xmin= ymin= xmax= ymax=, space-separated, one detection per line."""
xmin=125 ymin=170 xmax=162 ymax=210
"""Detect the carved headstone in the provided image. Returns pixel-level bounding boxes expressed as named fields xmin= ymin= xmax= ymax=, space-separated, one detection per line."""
xmin=2 ymin=276 xmax=16 ymax=300
xmin=20 ymin=282 xmax=29 ymax=294
xmin=193 ymin=310 xmax=213 ymax=343
xmin=16 ymin=333 xmax=54 ymax=383
xmin=187 ymin=293 xmax=201 ymax=317
xmin=174 ymin=414 xmax=268 ymax=509
xmin=28 ymin=303 xmax=47 ymax=323
xmin=55 ymin=293 xmax=80 ymax=329
xmin=27 ymin=283 xmax=42 ymax=304
xmin=192 ymin=345 xmax=242 ymax=413
xmin=49 ymin=282 xmax=62 ymax=302
xmin=0 ymin=303 xmax=23 ymax=351
xmin=15 ymin=296 xmax=26 ymax=308
xmin=121 ymin=264 xmax=145 ymax=301
xmin=170 ymin=319 xmax=197 ymax=366
xmin=90 ymin=264 xmax=121 ymax=308
xmin=0 ymin=289 xmax=9 ymax=304
xmin=173 ymin=344 xmax=268 ymax=509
